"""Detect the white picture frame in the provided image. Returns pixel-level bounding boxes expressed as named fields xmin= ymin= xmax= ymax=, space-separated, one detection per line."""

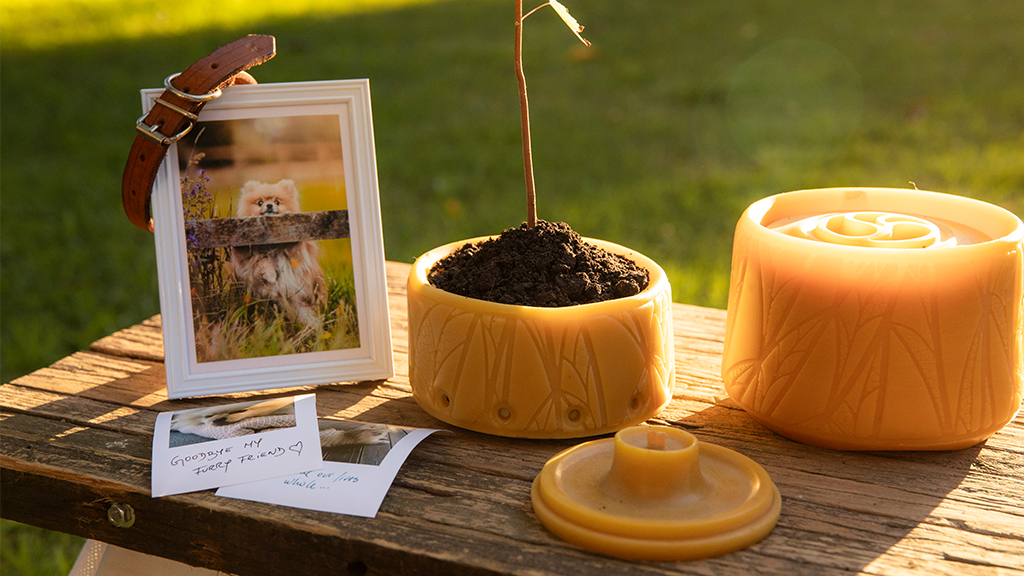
xmin=145 ymin=79 xmax=393 ymax=399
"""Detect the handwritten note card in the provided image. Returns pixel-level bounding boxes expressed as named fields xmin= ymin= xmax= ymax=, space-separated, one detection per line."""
xmin=152 ymin=394 xmax=322 ymax=497
xmin=216 ymin=419 xmax=444 ymax=518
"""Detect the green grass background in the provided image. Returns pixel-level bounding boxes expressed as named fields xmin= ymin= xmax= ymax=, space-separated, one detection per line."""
xmin=2 ymin=0 xmax=1022 ymax=572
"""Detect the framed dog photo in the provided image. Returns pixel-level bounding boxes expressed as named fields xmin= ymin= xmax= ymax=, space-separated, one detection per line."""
xmin=145 ymin=79 xmax=393 ymax=399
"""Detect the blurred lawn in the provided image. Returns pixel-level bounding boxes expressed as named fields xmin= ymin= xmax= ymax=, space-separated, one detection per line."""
xmin=1 ymin=520 xmax=84 ymax=576
xmin=2 ymin=0 xmax=1023 ymax=571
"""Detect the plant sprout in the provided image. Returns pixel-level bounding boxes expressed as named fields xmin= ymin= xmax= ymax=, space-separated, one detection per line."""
xmin=515 ymin=0 xmax=590 ymax=229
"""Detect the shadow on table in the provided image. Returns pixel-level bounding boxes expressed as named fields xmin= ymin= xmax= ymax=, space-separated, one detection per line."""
xmin=661 ymin=403 xmax=983 ymax=572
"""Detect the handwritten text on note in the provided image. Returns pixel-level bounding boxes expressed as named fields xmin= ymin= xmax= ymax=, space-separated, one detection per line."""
xmin=151 ymin=394 xmax=322 ymax=497
xmin=218 ymin=422 xmax=444 ymax=518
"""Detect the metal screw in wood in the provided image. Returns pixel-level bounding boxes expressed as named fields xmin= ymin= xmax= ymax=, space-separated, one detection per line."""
xmin=107 ymin=503 xmax=135 ymax=528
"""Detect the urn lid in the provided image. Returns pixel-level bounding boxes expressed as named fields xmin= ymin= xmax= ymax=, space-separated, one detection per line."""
xmin=531 ymin=425 xmax=781 ymax=561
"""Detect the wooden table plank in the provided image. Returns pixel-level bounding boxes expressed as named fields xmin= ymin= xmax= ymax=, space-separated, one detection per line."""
xmin=2 ymin=260 xmax=1022 ymax=576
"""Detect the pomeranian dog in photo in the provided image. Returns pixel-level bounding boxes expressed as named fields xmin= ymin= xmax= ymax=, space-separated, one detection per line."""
xmin=229 ymin=179 xmax=326 ymax=327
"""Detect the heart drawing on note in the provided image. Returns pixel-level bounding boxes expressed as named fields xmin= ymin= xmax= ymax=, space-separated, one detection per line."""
xmin=289 ymin=441 xmax=303 ymax=456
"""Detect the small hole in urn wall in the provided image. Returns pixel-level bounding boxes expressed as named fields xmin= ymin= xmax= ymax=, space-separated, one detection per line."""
xmin=441 ymin=393 xmax=450 ymax=407
xmin=498 ymin=407 xmax=511 ymax=420
xmin=346 ymin=561 xmax=368 ymax=576
xmin=567 ymin=409 xmax=581 ymax=422
xmin=629 ymin=397 xmax=641 ymax=411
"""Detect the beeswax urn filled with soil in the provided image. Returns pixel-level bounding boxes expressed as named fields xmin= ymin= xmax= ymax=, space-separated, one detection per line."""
xmin=407 ymin=2 xmax=674 ymax=438
xmin=408 ymin=223 xmax=674 ymax=439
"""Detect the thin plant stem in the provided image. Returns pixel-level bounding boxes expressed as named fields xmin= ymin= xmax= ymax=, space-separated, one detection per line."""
xmin=515 ymin=0 xmax=537 ymax=229
xmin=522 ymin=2 xmax=549 ymax=20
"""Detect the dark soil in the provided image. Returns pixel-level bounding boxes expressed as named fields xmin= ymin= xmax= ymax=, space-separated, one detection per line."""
xmin=428 ymin=220 xmax=649 ymax=307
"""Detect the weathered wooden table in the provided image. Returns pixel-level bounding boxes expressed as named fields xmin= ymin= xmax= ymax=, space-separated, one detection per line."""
xmin=2 ymin=262 xmax=1021 ymax=575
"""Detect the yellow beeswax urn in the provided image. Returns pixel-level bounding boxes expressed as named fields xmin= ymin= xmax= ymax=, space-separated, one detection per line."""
xmin=722 ymin=187 xmax=1024 ymax=450
xmin=408 ymin=237 xmax=675 ymax=439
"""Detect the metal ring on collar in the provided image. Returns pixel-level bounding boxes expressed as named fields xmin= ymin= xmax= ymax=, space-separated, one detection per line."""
xmin=163 ymin=72 xmax=223 ymax=102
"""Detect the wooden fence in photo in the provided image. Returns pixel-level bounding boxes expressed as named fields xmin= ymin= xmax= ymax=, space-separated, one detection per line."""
xmin=183 ymin=210 xmax=350 ymax=248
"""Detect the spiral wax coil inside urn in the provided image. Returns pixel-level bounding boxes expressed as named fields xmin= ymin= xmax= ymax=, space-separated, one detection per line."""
xmin=722 ymin=187 xmax=1024 ymax=451
xmin=531 ymin=425 xmax=781 ymax=561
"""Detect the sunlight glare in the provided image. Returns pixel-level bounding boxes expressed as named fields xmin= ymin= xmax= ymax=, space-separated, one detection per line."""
xmin=1 ymin=0 xmax=445 ymax=50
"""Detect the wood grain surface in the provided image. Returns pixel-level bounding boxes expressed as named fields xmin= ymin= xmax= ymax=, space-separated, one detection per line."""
xmin=2 ymin=261 xmax=1021 ymax=576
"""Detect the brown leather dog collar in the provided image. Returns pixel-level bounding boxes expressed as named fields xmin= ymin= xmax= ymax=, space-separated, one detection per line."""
xmin=122 ymin=35 xmax=276 ymax=232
